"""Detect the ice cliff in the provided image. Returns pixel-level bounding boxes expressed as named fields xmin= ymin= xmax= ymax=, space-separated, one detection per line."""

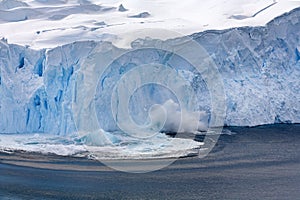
xmin=0 ymin=7 xmax=299 ymax=135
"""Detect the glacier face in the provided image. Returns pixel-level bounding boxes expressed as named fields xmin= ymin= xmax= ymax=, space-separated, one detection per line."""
xmin=0 ymin=40 xmax=98 ymax=134
xmin=193 ymin=8 xmax=300 ymax=126
xmin=0 ymin=8 xmax=300 ymax=135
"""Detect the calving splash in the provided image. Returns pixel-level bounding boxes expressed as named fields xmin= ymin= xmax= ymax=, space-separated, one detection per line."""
xmin=0 ymin=98 xmax=208 ymax=159
xmin=71 ymin=29 xmax=226 ymax=164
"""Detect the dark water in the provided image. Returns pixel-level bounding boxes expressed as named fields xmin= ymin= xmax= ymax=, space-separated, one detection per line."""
xmin=0 ymin=124 xmax=300 ymax=200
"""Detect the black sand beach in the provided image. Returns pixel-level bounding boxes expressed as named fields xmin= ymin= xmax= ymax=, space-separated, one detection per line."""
xmin=1 ymin=124 xmax=300 ymax=200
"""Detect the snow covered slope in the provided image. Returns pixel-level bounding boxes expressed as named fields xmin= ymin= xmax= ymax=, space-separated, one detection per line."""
xmin=0 ymin=7 xmax=299 ymax=135
xmin=0 ymin=0 xmax=299 ymax=49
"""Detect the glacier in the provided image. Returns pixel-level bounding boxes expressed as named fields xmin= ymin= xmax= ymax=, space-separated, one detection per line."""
xmin=0 ymin=7 xmax=300 ymax=137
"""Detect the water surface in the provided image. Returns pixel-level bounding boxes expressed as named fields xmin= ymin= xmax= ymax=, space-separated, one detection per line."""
xmin=0 ymin=124 xmax=299 ymax=199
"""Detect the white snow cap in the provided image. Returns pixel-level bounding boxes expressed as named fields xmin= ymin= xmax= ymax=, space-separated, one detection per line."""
xmin=0 ymin=0 xmax=299 ymax=49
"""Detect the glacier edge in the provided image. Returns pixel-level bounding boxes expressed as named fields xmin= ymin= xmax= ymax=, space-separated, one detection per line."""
xmin=0 ymin=7 xmax=299 ymax=135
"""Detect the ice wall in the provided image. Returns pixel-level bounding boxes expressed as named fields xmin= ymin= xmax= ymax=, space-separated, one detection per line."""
xmin=0 ymin=7 xmax=299 ymax=134
xmin=0 ymin=40 xmax=98 ymax=134
xmin=193 ymin=8 xmax=300 ymax=126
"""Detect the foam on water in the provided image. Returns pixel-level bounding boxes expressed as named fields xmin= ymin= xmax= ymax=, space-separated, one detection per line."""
xmin=0 ymin=131 xmax=204 ymax=159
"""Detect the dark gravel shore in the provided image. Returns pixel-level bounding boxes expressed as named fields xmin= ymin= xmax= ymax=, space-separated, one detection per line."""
xmin=1 ymin=124 xmax=300 ymax=200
